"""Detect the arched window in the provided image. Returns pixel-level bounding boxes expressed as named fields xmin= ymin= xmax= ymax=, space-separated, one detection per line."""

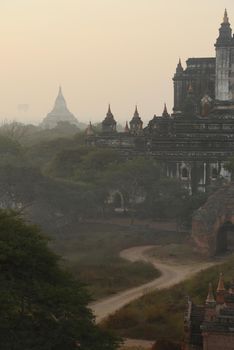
xmin=182 ymin=168 xmax=188 ymax=179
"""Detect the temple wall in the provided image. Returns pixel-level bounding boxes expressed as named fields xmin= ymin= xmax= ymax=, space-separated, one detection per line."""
xmin=203 ymin=333 xmax=234 ymax=350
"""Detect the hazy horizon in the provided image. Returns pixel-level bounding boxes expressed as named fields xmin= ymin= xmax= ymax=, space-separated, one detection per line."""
xmin=0 ymin=0 xmax=233 ymax=126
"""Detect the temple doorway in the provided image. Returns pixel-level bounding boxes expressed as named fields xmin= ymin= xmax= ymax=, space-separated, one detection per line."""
xmin=111 ymin=191 xmax=125 ymax=212
xmin=216 ymin=222 xmax=234 ymax=255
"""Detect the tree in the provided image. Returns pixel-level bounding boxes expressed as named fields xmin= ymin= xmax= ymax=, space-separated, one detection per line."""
xmin=103 ymin=158 xmax=161 ymax=222
xmin=77 ymin=148 xmax=122 ymax=183
xmin=143 ymin=177 xmax=189 ymax=222
xmin=0 ymin=210 xmax=120 ymax=350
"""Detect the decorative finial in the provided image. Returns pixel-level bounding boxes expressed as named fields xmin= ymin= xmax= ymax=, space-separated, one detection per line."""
xmin=206 ymin=283 xmax=215 ymax=304
xmin=85 ymin=121 xmax=94 ymax=136
xmin=134 ymin=105 xmax=139 ymax=117
xmin=162 ymin=103 xmax=169 ymax=117
xmin=108 ymin=104 xmax=111 ymax=113
xmin=217 ymin=273 xmax=225 ymax=292
xmin=223 ymin=8 xmax=229 ymax=24
xmin=176 ymin=58 xmax=183 ymax=74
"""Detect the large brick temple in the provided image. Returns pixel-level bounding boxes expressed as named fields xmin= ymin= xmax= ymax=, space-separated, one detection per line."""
xmin=86 ymin=10 xmax=234 ymax=194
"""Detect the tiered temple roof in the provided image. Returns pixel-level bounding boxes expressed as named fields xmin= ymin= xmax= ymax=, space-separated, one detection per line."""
xmin=184 ymin=274 xmax=234 ymax=350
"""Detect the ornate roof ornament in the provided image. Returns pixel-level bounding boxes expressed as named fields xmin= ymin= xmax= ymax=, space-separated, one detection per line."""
xmin=107 ymin=104 xmax=114 ymax=118
xmin=162 ymin=103 xmax=170 ymax=117
xmin=206 ymin=283 xmax=216 ymax=304
xmin=223 ymin=8 xmax=229 ymax=24
xmin=85 ymin=121 xmax=94 ymax=136
xmin=216 ymin=9 xmax=232 ymax=47
xmin=217 ymin=273 xmax=225 ymax=292
xmin=102 ymin=104 xmax=117 ymax=132
xmin=176 ymin=58 xmax=184 ymax=74
xmin=130 ymin=105 xmax=143 ymax=132
xmin=133 ymin=105 xmax=140 ymax=118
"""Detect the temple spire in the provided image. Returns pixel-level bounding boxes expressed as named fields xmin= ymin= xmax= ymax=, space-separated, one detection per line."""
xmin=216 ymin=273 xmax=226 ymax=305
xmin=106 ymin=104 xmax=115 ymax=119
xmin=223 ymin=8 xmax=229 ymax=24
xmin=175 ymin=58 xmax=184 ymax=75
xmin=134 ymin=105 xmax=139 ymax=117
xmin=206 ymin=283 xmax=215 ymax=304
xmin=216 ymin=9 xmax=232 ymax=47
xmin=162 ymin=103 xmax=169 ymax=117
xmin=85 ymin=121 xmax=94 ymax=136
xmin=102 ymin=104 xmax=116 ymax=132
xmin=130 ymin=105 xmax=143 ymax=132
xmin=217 ymin=273 xmax=225 ymax=292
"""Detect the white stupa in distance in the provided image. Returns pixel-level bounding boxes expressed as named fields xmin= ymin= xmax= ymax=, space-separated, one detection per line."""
xmin=40 ymin=86 xmax=79 ymax=129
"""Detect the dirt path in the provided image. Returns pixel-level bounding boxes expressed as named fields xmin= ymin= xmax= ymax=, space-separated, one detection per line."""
xmin=91 ymin=245 xmax=219 ymax=324
xmin=120 ymin=338 xmax=155 ymax=348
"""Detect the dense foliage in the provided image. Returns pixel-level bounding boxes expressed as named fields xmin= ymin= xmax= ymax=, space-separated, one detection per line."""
xmin=0 ymin=210 xmax=120 ymax=350
xmin=0 ymin=124 xmax=210 ymax=227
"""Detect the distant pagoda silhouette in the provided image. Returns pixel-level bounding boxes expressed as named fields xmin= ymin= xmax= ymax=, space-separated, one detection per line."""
xmin=41 ymin=86 xmax=79 ymax=129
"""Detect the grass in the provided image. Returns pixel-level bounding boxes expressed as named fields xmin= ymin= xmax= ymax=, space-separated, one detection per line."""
xmin=121 ymin=347 xmax=147 ymax=350
xmin=148 ymin=242 xmax=206 ymax=264
xmin=102 ymin=254 xmax=234 ymax=341
xmin=50 ymin=223 xmax=185 ymax=299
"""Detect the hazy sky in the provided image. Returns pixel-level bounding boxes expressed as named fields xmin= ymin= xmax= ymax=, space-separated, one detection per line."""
xmin=0 ymin=0 xmax=233 ymax=125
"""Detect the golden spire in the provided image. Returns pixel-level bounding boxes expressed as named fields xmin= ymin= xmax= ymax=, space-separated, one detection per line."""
xmin=206 ymin=283 xmax=215 ymax=304
xmin=217 ymin=273 xmax=225 ymax=292
xmin=223 ymin=8 xmax=229 ymax=24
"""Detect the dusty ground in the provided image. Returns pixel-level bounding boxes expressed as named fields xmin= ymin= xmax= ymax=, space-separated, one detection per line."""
xmin=91 ymin=245 xmax=219 ymax=323
xmin=90 ymin=245 xmax=224 ymax=349
xmin=120 ymin=338 xmax=154 ymax=349
xmin=147 ymin=243 xmax=206 ymax=264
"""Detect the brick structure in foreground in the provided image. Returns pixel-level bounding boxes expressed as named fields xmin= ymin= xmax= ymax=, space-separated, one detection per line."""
xmin=184 ymin=274 xmax=234 ymax=350
xmin=192 ymin=183 xmax=234 ymax=256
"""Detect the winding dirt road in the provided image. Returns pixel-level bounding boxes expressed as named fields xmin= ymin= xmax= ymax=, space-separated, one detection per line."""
xmin=91 ymin=245 xmax=218 ymax=324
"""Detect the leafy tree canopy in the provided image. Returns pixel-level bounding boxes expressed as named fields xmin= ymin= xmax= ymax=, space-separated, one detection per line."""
xmin=0 ymin=135 xmax=21 ymax=154
xmin=0 ymin=210 xmax=120 ymax=350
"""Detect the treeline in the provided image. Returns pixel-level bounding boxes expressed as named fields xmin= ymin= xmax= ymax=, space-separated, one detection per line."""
xmin=0 ymin=122 xmax=209 ymax=228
